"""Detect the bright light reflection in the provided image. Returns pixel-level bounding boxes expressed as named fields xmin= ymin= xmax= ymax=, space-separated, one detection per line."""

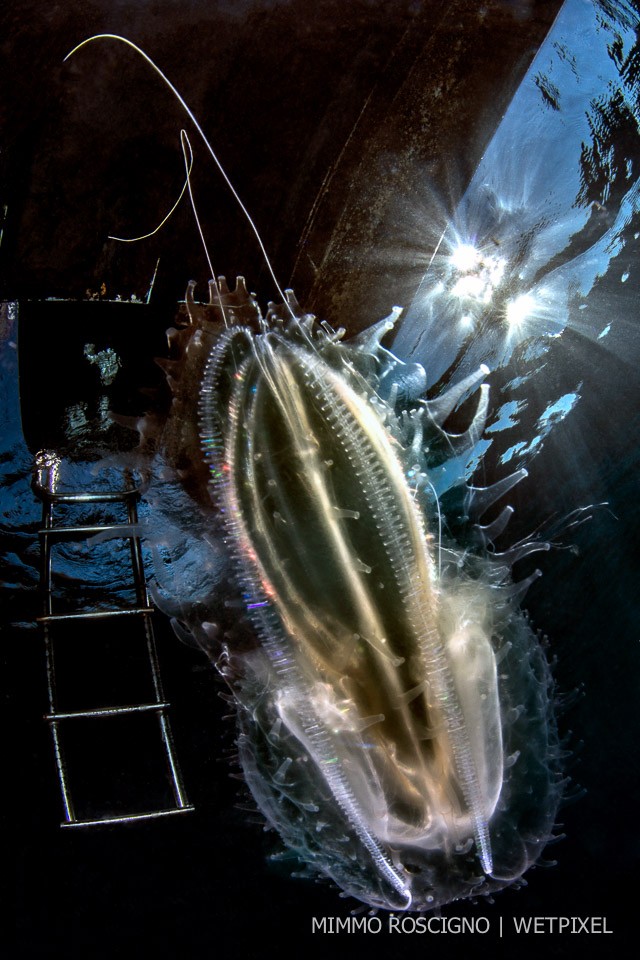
xmin=450 ymin=243 xmax=481 ymax=272
xmin=452 ymin=274 xmax=486 ymax=299
xmin=506 ymin=293 xmax=536 ymax=329
xmin=448 ymin=242 xmax=507 ymax=305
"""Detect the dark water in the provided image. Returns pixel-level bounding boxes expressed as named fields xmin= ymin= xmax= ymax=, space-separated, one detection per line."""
xmin=2 ymin=1 xmax=640 ymax=957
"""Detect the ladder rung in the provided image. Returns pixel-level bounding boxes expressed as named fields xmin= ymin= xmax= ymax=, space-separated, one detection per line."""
xmin=34 ymin=489 xmax=138 ymax=505
xmin=34 ymin=466 xmax=193 ymax=825
xmin=46 ymin=703 xmax=171 ymax=721
xmin=38 ymin=607 xmax=153 ymax=624
xmin=39 ymin=523 xmax=137 ymax=540
xmin=60 ymin=807 xmax=195 ymax=828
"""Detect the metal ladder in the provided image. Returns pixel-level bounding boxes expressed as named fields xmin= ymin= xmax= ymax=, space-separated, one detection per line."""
xmin=33 ymin=453 xmax=194 ymax=827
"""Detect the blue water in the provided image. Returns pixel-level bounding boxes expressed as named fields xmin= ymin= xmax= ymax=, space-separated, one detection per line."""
xmin=2 ymin=0 xmax=640 ymax=954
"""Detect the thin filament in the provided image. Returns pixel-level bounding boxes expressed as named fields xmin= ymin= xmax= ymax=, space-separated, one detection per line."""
xmin=180 ymin=130 xmax=229 ymax=328
xmin=107 ymin=140 xmax=193 ymax=243
xmin=64 ymin=33 xmax=295 ymax=318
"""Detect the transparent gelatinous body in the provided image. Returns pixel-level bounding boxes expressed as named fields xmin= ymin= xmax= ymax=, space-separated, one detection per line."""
xmin=50 ymin=22 xmax=585 ymax=911
xmin=151 ymin=281 xmax=563 ymax=911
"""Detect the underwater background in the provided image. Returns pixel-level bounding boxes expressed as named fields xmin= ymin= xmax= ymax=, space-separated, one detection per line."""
xmin=2 ymin=0 xmax=640 ymax=956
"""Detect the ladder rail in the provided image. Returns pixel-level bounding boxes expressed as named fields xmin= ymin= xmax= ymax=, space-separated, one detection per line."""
xmin=125 ymin=494 xmax=190 ymax=809
xmin=33 ymin=457 xmax=194 ymax=826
